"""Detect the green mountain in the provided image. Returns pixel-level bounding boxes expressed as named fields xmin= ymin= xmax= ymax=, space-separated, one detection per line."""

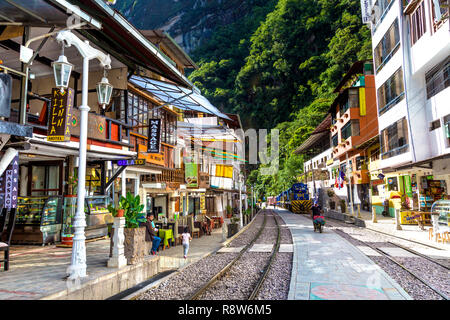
xmin=115 ymin=0 xmax=372 ymax=196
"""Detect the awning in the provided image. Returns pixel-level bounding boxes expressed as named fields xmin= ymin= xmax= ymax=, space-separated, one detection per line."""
xmin=129 ymin=75 xmax=231 ymax=120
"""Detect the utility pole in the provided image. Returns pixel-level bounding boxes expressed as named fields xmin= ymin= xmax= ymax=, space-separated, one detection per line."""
xmin=346 ymin=153 xmax=355 ymax=216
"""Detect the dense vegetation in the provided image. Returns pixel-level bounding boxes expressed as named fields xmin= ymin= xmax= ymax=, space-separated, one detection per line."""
xmin=117 ymin=0 xmax=372 ymax=200
xmin=189 ymin=0 xmax=372 ymax=199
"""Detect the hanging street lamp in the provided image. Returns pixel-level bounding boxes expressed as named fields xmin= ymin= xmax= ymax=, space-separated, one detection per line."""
xmin=54 ymin=30 xmax=111 ymax=281
xmin=52 ymin=52 xmax=73 ymax=93
xmin=96 ymin=70 xmax=113 ymax=110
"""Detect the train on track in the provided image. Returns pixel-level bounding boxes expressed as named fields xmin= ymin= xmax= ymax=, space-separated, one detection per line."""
xmin=273 ymin=183 xmax=312 ymax=214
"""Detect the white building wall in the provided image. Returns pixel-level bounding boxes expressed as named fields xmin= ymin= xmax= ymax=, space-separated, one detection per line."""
xmin=371 ymin=0 xmax=449 ymax=169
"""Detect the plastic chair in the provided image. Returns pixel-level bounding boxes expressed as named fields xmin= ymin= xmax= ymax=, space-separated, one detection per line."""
xmin=0 ymin=208 xmax=17 ymax=271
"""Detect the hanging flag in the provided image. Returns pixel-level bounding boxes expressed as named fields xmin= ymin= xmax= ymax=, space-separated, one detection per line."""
xmin=338 ymin=169 xmax=346 ymax=189
xmin=334 ymin=171 xmax=339 ymax=188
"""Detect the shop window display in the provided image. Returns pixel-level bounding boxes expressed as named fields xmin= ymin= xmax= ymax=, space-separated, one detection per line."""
xmin=12 ymin=196 xmax=63 ymax=245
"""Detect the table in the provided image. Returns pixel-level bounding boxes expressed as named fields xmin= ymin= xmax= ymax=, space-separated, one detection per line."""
xmin=211 ymin=216 xmax=224 ymax=228
xmin=158 ymin=229 xmax=174 ymax=249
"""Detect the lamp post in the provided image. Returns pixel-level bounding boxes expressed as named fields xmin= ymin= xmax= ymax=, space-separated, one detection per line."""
xmin=239 ymin=172 xmax=243 ymax=228
xmin=54 ymin=30 xmax=111 ymax=280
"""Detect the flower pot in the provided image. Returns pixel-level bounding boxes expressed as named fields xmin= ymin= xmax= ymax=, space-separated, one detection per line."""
xmin=124 ymin=227 xmax=146 ymax=265
xmin=117 ymin=209 xmax=124 ymax=217
xmin=61 ymin=236 xmax=73 ymax=246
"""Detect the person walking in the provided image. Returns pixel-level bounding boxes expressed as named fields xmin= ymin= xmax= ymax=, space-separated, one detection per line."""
xmin=145 ymin=214 xmax=161 ymax=255
xmin=180 ymin=227 xmax=192 ymax=259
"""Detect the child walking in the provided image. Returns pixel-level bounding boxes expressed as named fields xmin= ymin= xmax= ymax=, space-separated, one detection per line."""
xmin=181 ymin=227 xmax=192 ymax=259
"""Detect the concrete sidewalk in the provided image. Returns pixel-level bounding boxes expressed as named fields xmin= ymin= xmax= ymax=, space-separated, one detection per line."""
xmin=275 ymin=208 xmax=412 ymax=300
xmin=326 ymin=208 xmax=449 ymax=250
xmin=0 ymin=226 xmax=228 ymax=300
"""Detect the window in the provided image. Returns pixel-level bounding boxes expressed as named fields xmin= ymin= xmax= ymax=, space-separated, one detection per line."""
xmin=372 ymin=0 xmax=395 ymax=30
xmin=377 ymin=67 xmax=405 ymax=115
xmin=356 ymin=156 xmax=367 ymax=170
xmin=409 ymin=1 xmax=426 ymax=45
xmin=341 ymin=120 xmax=360 ymax=141
xmin=339 ymin=88 xmax=359 ymax=115
xmin=444 ymin=114 xmax=450 ymax=146
xmin=387 ymin=176 xmax=399 ymax=191
xmin=126 ymin=91 xmax=177 ymax=146
xmin=127 ymin=91 xmax=150 ymax=136
xmin=431 ymin=0 xmax=449 ymax=31
xmin=332 ymin=134 xmax=338 ymax=147
xmin=426 ymin=56 xmax=450 ymax=99
xmin=374 ymin=19 xmax=400 ymax=72
xmin=429 ymin=119 xmax=441 ymax=131
xmin=380 ymin=117 xmax=409 ymax=159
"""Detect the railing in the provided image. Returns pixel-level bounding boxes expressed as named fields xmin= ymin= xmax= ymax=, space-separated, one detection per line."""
xmin=381 ymin=143 xmax=409 ymax=159
xmin=378 ymin=92 xmax=405 ymax=116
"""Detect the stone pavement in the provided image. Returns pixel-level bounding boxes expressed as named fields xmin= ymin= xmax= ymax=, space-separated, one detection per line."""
xmin=355 ymin=209 xmax=449 ymax=250
xmin=274 ymin=208 xmax=412 ymax=300
xmin=0 ymin=225 xmax=228 ymax=300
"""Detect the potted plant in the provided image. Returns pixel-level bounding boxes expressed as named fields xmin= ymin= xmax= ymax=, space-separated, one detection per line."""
xmin=226 ymin=205 xmax=232 ymax=218
xmin=340 ymin=199 xmax=347 ymax=213
xmin=228 ymin=216 xmax=240 ymax=237
xmin=121 ymin=192 xmax=147 ymax=265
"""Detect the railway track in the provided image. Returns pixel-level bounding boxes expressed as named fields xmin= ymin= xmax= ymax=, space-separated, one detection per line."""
xmin=188 ymin=210 xmax=282 ymax=300
xmin=327 ymin=220 xmax=449 ymax=300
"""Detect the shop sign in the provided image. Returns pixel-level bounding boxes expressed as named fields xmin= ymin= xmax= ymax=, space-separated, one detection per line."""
xmin=185 ymin=161 xmax=198 ymax=188
xmin=371 ymin=179 xmax=384 ymax=186
xmin=117 ymin=159 xmax=146 ymax=166
xmin=200 ymin=192 xmax=206 ymax=214
xmin=0 ymin=153 xmax=19 ymax=208
xmin=47 ymin=88 xmax=74 ymax=142
xmin=137 ymin=144 xmax=165 ymax=166
xmin=360 ymin=0 xmax=371 ymax=24
xmin=148 ymin=119 xmax=161 ymax=153
xmin=199 ymin=172 xmax=210 ymax=189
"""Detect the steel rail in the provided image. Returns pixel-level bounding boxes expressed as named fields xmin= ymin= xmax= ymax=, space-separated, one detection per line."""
xmin=332 ymin=228 xmax=449 ymax=300
xmin=387 ymin=241 xmax=450 ymax=271
xmin=188 ymin=211 xmax=269 ymax=300
xmin=248 ymin=210 xmax=281 ymax=300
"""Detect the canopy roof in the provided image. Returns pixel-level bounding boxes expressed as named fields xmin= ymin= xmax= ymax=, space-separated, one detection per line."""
xmin=0 ymin=0 xmax=194 ymax=87
xmin=130 ymin=75 xmax=231 ymax=120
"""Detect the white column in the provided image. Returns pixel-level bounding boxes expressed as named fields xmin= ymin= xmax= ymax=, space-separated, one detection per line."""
xmin=67 ymin=56 xmax=89 ymax=280
xmin=107 ymin=217 xmax=127 ymax=268
xmin=134 ymin=174 xmax=140 ymax=197
xmin=121 ymin=167 xmax=126 ymax=197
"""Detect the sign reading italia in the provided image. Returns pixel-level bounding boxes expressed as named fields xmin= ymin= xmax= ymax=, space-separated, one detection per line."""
xmin=0 ymin=154 xmax=19 ymax=208
xmin=148 ymin=119 xmax=161 ymax=153
xmin=47 ymin=88 xmax=74 ymax=142
xmin=117 ymin=159 xmax=146 ymax=166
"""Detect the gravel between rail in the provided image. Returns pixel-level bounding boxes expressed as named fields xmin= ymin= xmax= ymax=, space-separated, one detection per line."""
xmin=137 ymin=210 xmax=294 ymax=300
xmin=327 ymin=220 xmax=449 ymax=300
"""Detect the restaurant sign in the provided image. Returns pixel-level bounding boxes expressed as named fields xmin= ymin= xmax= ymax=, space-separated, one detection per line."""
xmin=48 ymin=88 xmax=74 ymax=142
xmin=117 ymin=159 xmax=146 ymax=166
xmin=148 ymin=119 xmax=161 ymax=153
xmin=0 ymin=153 xmax=19 ymax=208
xmin=185 ymin=161 xmax=198 ymax=188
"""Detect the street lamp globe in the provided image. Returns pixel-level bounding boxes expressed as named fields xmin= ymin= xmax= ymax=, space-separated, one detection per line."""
xmin=52 ymin=54 xmax=73 ymax=93
xmin=96 ymin=76 xmax=113 ymax=109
